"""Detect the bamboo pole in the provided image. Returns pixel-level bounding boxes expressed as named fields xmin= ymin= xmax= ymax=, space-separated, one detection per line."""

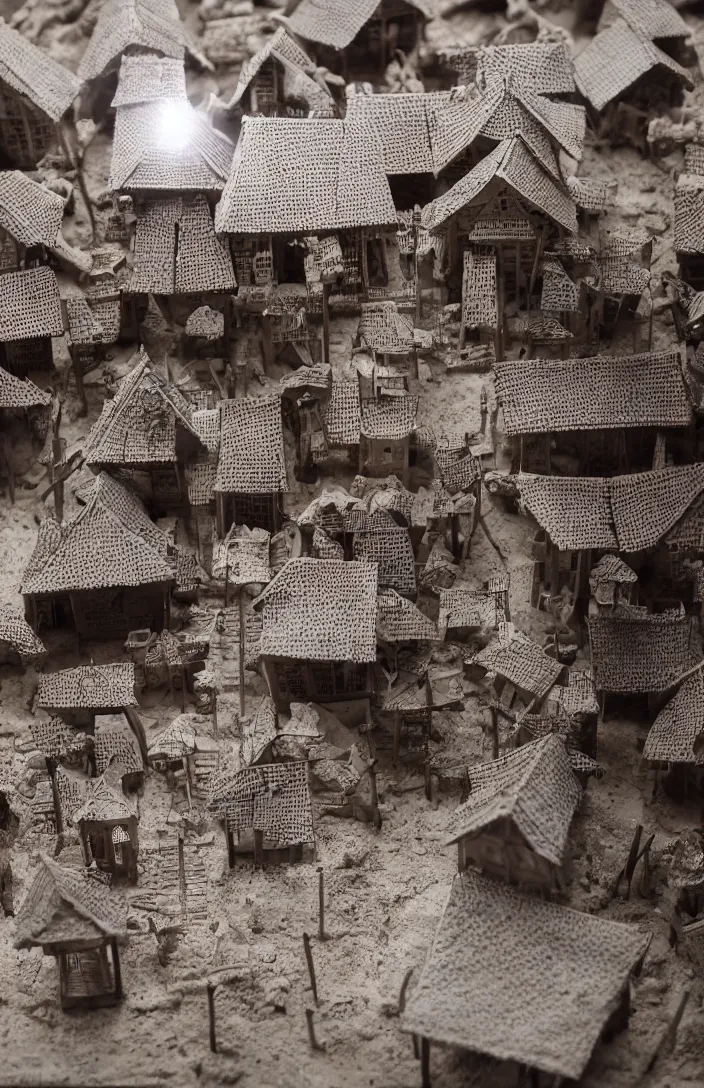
xmin=206 ymin=983 xmax=217 ymax=1052
xmin=239 ymin=587 xmax=246 ymax=719
xmin=303 ymin=932 xmax=318 ymax=1005
xmin=317 ymin=867 xmax=326 ymax=941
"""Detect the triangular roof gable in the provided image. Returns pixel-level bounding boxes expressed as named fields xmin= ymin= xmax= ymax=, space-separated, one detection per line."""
xmin=21 ymin=472 xmax=174 ymax=595
xmin=83 ymin=348 xmax=204 ymax=465
xmin=423 ymin=137 xmax=577 ymax=234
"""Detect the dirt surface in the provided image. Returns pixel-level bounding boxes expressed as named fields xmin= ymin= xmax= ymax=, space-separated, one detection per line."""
xmin=2 ymin=1 xmax=704 ymax=1087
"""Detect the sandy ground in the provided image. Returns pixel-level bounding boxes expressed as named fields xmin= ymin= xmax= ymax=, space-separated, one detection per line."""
xmin=1 ymin=2 xmax=704 ymax=1087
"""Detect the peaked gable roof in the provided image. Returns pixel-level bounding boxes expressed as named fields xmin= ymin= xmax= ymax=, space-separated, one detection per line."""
xmin=0 ymin=366 xmax=51 ymax=409
xmin=477 ymin=41 xmax=576 ymax=96
xmin=575 ymin=18 xmax=693 ymax=112
xmin=644 ymin=671 xmax=704 ymax=764
xmin=431 ymin=81 xmax=585 ymax=177
xmin=599 ymin=0 xmax=689 ymax=41
xmin=287 ymin=0 xmax=432 ymax=51
xmin=14 ymin=854 xmax=128 ymax=949
xmin=0 ymin=171 xmax=64 ymax=246
xmin=109 ymin=56 xmax=233 ymax=192
xmin=0 ymin=17 xmax=81 ymax=122
xmin=345 ymin=89 xmax=457 ymax=176
xmin=73 ymin=767 xmax=137 ymax=824
xmin=21 ymin=473 xmax=175 ymax=596
xmin=215 ymin=117 xmax=397 ymax=234
xmin=519 ymin=465 xmax=704 ymax=553
xmin=228 ymin=27 xmax=333 ymax=114
xmin=495 ymin=350 xmax=691 ymax=435
xmin=84 ymin=348 xmax=204 ymax=465
xmin=422 ymin=137 xmax=578 ymax=234
xmin=446 ymin=734 xmax=581 ymax=865
xmin=78 ymin=0 xmax=187 ymax=83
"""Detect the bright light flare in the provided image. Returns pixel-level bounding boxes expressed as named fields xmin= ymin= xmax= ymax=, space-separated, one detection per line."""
xmin=158 ymin=99 xmax=195 ymax=152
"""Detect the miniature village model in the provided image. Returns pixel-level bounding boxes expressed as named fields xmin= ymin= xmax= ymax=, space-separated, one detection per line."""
xmin=4 ymin=2 xmax=704 ymax=1087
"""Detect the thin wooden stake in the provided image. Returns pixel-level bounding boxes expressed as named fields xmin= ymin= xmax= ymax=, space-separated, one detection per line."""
xmin=224 ymin=562 xmax=229 ymax=607
xmin=398 ymin=967 xmax=413 ymax=1014
xmin=644 ymin=988 xmax=690 ymax=1073
xmin=239 ymin=587 xmax=246 ymax=719
xmin=206 ymin=982 xmax=217 ymax=1052
xmin=303 ymin=932 xmax=318 ymax=1005
xmin=305 ymin=1007 xmax=325 ymax=1051
xmin=317 ymin=867 xmax=326 ymax=941
xmin=368 ymin=759 xmax=382 ymax=828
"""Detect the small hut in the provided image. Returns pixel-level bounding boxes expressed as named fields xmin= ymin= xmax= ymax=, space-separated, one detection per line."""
xmin=588 ymin=605 xmax=694 ymax=711
xmin=286 ymin=0 xmax=432 ymax=80
xmin=0 ymin=171 xmax=89 ymax=275
xmin=14 ymin=854 xmax=129 ymax=1010
xmin=401 ymin=871 xmax=650 ymax=1087
xmin=226 ymin=28 xmax=336 ymax=119
xmin=214 ymin=116 xmax=397 ymax=319
xmin=37 ymin=663 xmax=138 ymax=728
xmin=495 ymin=350 xmax=693 ymax=475
xmin=214 ymin=395 xmax=288 ymax=535
xmin=21 ymin=473 xmax=176 ymax=639
xmin=644 ymin=671 xmax=704 ymax=797
xmin=574 ymin=19 xmax=693 ymax=146
xmin=675 ymin=150 xmax=704 ymax=290
xmin=0 ymin=266 xmax=63 ymax=375
xmin=254 ymin=558 xmax=378 ymax=713
xmin=519 ymin=464 xmax=704 ymax=608
xmin=0 ymin=18 xmax=81 ymax=168
xmin=78 ymin=0 xmax=199 ymax=117
xmin=0 ymin=367 xmax=50 ymax=494
xmin=0 ymin=603 xmax=46 ymax=666
xmin=447 ymin=734 xmax=582 ymax=894
xmin=208 ymin=759 xmax=315 ymax=867
xmin=467 ymin=624 xmax=564 ymax=713
xmin=73 ymin=762 xmax=139 ymax=882
xmin=359 ymin=393 xmax=418 ymax=483
xmin=83 ymin=349 xmax=209 ymax=516
xmin=596 ymin=0 xmax=692 ymax=63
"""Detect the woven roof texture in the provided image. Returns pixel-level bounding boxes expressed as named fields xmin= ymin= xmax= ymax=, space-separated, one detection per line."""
xmin=214 ymin=396 xmax=287 ymax=494
xmin=0 ymin=171 xmax=64 ymax=247
xmin=255 ymin=557 xmax=377 ymax=662
xmin=0 ymin=266 xmax=63 ymax=342
xmin=589 ymin=607 xmax=693 ymax=693
xmin=477 ymin=41 xmax=576 ymax=95
xmin=446 ymin=735 xmax=581 ymax=865
xmin=519 ymin=465 xmax=704 ymax=552
xmin=422 ymin=137 xmax=577 ymax=234
xmin=376 ymin=589 xmax=438 ymax=642
xmin=345 ymin=90 xmax=455 ymax=176
xmin=674 ymin=173 xmax=704 ymax=253
xmin=21 ymin=473 xmax=174 ymax=595
xmin=471 ymin=627 xmax=562 ymax=698
xmin=401 ymin=871 xmax=649 ymax=1078
xmin=599 ymin=0 xmax=689 ymax=40
xmin=0 ymin=603 xmax=46 ymax=660
xmin=0 ymin=366 xmax=51 ymax=409
xmin=73 ymin=766 xmax=136 ymax=824
xmin=78 ymin=0 xmax=186 ymax=82
xmin=215 ymin=118 xmax=396 ymax=234
xmin=14 ymin=854 xmax=128 ymax=949
xmin=228 ymin=27 xmax=332 ymax=113
xmin=0 ymin=17 xmax=81 ymax=121
xmin=129 ymin=194 xmax=236 ymax=294
xmin=208 ymin=760 xmax=314 ymax=844
xmin=287 ymin=0 xmax=431 ymax=50
xmin=495 ymin=350 xmax=691 ymax=435
xmin=644 ymin=671 xmax=704 ymax=764
xmin=84 ymin=349 xmax=204 ymax=465
xmin=574 ymin=19 xmax=693 ymax=112
xmin=110 ymin=56 xmax=233 ymax=192
xmin=38 ymin=663 xmax=137 ymax=710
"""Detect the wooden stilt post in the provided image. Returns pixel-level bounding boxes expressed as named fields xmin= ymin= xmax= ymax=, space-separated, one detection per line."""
xmin=206 ymin=982 xmax=217 ymax=1052
xmin=224 ymin=562 xmax=229 ymax=608
xmin=52 ymin=415 xmax=64 ymax=523
xmin=303 ymin=932 xmax=318 ymax=1005
xmin=413 ymin=205 xmax=422 ymax=327
xmin=111 ymin=939 xmax=123 ymax=1001
xmin=317 ymin=866 xmax=326 ymax=941
xmin=226 ymin=825 xmax=235 ymax=869
xmin=421 ymin=1038 xmax=431 ymax=1088
xmin=322 ymin=281 xmax=331 ymax=367
xmin=238 ymin=587 xmax=246 ymax=719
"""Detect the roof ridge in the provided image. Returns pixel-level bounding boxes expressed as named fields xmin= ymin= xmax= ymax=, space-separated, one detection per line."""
xmin=38 ymin=853 xmax=117 ymax=935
